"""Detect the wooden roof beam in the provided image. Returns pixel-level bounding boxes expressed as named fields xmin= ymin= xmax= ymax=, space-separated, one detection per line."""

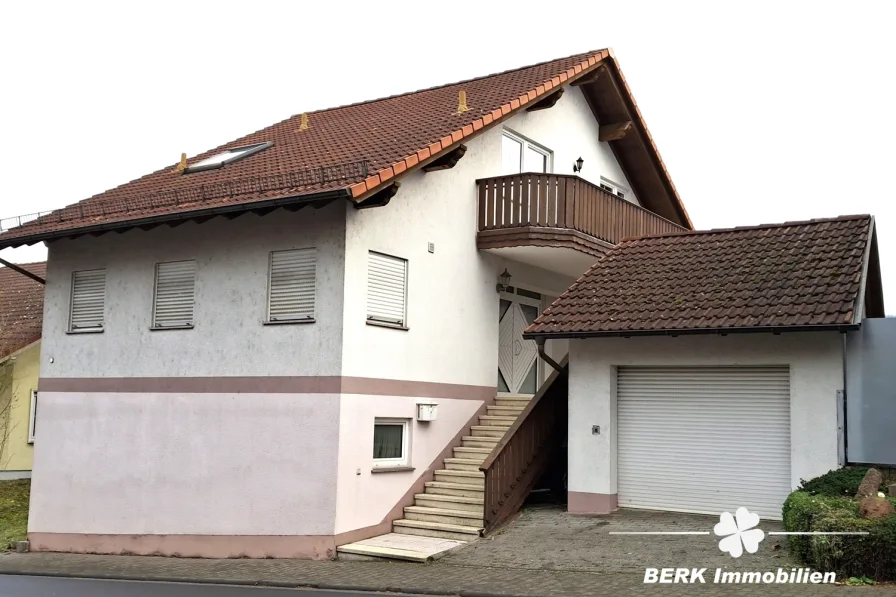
xmin=422 ymin=145 xmax=467 ymax=172
xmin=526 ymin=88 xmax=564 ymax=112
xmin=571 ymin=68 xmax=604 ymax=87
xmin=599 ymin=121 xmax=633 ymax=142
xmin=354 ymin=182 xmax=400 ymax=210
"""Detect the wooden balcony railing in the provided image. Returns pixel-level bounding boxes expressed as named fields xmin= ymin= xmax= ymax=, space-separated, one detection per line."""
xmin=477 ymin=173 xmax=685 ymax=245
xmin=480 ymin=358 xmax=569 ymax=533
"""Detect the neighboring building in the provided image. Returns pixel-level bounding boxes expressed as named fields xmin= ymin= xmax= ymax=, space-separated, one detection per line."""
xmin=525 ymin=215 xmax=885 ymax=520
xmin=0 ymin=262 xmax=46 ymax=480
xmin=0 ymin=48 xmax=692 ymax=559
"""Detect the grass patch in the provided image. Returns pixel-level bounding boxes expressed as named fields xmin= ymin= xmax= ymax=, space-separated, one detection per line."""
xmin=0 ymin=479 xmax=30 ymax=550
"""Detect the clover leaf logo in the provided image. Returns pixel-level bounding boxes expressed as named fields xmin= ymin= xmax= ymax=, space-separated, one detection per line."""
xmin=713 ymin=507 xmax=765 ymax=558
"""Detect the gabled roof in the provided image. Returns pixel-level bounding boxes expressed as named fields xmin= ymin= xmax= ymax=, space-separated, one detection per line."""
xmin=525 ymin=215 xmax=885 ymax=338
xmin=0 ymin=49 xmax=690 ymax=249
xmin=0 ymin=262 xmax=46 ymax=360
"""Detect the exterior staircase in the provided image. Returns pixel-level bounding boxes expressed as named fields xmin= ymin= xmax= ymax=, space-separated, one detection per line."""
xmin=336 ymin=395 xmax=530 ymax=560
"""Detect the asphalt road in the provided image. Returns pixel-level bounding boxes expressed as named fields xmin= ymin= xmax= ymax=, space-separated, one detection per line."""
xmin=0 ymin=576 xmax=417 ymax=597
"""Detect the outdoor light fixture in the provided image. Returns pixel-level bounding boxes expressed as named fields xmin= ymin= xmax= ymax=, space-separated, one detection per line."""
xmin=496 ymin=268 xmax=512 ymax=293
xmin=573 ymin=156 xmax=584 ymax=173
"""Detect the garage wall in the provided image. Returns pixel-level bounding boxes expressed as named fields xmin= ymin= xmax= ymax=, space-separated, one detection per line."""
xmin=567 ymin=332 xmax=844 ymax=512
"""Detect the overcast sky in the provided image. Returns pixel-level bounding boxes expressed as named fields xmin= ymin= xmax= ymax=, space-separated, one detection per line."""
xmin=1 ymin=1 xmax=893 ymax=311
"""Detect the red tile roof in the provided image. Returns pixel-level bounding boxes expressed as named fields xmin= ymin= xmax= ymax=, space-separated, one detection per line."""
xmin=0 ymin=262 xmax=46 ymax=360
xmin=525 ymin=215 xmax=881 ymax=337
xmin=0 ymin=49 xmax=689 ymax=248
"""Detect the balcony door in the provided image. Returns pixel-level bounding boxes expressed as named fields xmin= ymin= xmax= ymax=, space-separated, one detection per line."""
xmin=498 ymin=287 xmax=542 ymax=395
xmin=501 ymin=131 xmax=551 ymax=175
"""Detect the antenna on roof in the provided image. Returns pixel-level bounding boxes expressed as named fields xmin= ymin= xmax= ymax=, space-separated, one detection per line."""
xmin=456 ymin=90 xmax=470 ymax=114
xmin=175 ymin=153 xmax=187 ymax=173
xmin=297 ymin=113 xmax=310 ymax=132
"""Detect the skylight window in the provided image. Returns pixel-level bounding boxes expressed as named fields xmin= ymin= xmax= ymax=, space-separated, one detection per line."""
xmin=184 ymin=142 xmax=272 ymax=173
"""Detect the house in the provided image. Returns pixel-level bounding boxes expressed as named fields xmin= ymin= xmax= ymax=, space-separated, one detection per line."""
xmin=0 ymin=48 xmax=692 ymax=560
xmin=525 ymin=215 xmax=885 ymax=520
xmin=0 ymin=262 xmax=46 ymax=480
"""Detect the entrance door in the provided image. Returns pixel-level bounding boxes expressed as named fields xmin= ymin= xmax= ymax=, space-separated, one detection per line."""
xmin=498 ymin=289 xmax=542 ymax=395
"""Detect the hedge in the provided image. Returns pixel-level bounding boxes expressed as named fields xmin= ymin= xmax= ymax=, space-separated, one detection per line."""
xmin=798 ymin=467 xmax=869 ymax=498
xmin=783 ymin=490 xmax=896 ymax=581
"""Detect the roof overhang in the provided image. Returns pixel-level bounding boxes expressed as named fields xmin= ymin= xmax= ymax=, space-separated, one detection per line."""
xmin=524 ymin=323 xmax=860 ymax=341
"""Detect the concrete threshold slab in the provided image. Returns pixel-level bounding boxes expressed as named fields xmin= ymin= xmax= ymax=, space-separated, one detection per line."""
xmin=337 ymin=532 xmax=467 ymax=563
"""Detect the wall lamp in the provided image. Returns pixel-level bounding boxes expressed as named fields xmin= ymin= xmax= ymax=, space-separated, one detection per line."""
xmin=573 ymin=156 xmax=584 ymax=173
xmin=496 ymin=268 xmax=512 ymax=293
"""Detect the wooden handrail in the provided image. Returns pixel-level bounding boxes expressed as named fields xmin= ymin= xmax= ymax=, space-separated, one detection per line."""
xmin=480 ymin=356 xmax=569 ymax=533
xmin=476 ymin=173 xmax=685 ymax=245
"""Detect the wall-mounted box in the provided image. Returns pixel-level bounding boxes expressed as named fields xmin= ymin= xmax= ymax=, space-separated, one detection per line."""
xmin=416 ymin=401 xmax=438 ymax=421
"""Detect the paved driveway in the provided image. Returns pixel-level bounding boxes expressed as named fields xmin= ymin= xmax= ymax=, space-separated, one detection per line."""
xmin=439 ymin=505 xmax=796 ymax=574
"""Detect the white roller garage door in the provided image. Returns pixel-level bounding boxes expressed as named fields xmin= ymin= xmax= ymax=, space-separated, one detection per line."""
xmin=617 ymin=366 xmax=791 ymax=519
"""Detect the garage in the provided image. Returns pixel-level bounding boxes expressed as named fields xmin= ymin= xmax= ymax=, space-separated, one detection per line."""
xmin=616 ymin=366 xmax=792 ymax=519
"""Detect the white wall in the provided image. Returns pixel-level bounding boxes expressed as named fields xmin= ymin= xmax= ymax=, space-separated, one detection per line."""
xmin=568 ymin=332 xmax=843 ymax=499
xmin=507 ymin=85 xmax=639 ymax=204
xmin=41 ymin=202 xmax=346 ymax=379
xmin=29 ymin=391 xmax=340 ymax=535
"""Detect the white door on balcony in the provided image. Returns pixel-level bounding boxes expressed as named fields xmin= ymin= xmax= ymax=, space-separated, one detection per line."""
xmin=498 ymin=288 xmax=542 ymax=395
xmin=501 ymin=131 xmax=552 ymax=174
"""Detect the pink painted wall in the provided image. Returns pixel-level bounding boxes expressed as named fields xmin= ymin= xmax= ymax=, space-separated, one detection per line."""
xmin=333 ymin=394 xmax=482 ymax=534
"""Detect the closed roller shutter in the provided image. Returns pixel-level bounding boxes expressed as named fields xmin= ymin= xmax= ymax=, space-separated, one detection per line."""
xmin=267 ymin=248 xmax=316 ymax=322
xmin=70 ymin=269 xmax=106 ymax=330
xmin=367 ymin=251 xmax=407 ymax=326
xmin=617 ymin=366 xmax=791 ymax=519
xmin=152 ymin=260 xmax=197 ymax=328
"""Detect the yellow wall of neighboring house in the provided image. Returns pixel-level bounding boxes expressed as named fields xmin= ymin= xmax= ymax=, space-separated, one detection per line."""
xmin=0 ymin=341 xmax=39 ymax=474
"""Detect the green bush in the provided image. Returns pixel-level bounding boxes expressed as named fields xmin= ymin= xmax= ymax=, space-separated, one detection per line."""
xmin=783 ymin=490 xmax=896 ymax=581
xmin=798 ymin=466 xmax=869 ymax=497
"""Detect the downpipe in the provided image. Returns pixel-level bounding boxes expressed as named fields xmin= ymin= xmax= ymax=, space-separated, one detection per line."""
xmin=536 ymin=337 xmax=563 ymax=373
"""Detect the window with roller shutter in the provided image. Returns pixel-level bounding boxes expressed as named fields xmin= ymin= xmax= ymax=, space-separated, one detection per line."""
xmin=152 ymin=260 xmax=197 ymax=329
xmin=267 ymin=248 xmax=316 ymax=322
xmin=69 ymin=269 xmax=106 ymax=331
xmin=367 ymin=251 xmax=407 ymax=327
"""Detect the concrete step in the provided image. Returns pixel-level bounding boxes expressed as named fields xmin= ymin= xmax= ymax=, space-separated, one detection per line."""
xmin=453 ymin=446 xmax=491 ymax=462
xmin=413 ymin=493 xmax=483 ymax=513
xmin=424 ymin=481 xmax=484 ymax=498
xmin=444 ymin=458 xmax=483 ymax=472
xmin=470 ymin=425 xmax=510 ymax=437
xmin=435 ymin=469 xmax=484 ymax=487
xmin=337 ymin=543 xmax=431 ymax=563
xmin=496 ymin=397 xmax=531 ymax=408
xmin=393 ymin=519 xmax=482 ymax=542
xmin=486 ymin=405 xmax=524 ymax=416
xmin=404 ymin=506 xmax=484 ymax=527
xmin=479 ymin=415 xmax=518 ymax=426
xmin=336 ymin=533 xmax=466 ymax=563
xmin=462 ymin=436 xmax=500 ymax=448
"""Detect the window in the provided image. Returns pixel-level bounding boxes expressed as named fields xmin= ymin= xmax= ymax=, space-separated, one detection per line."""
xmin=367 ymin=251 xmax=407 ymax=328
xmin=267 ymin=248 xmax=316 ymax=323
xmin=373 ymin=419 xmax=410 ymax=468
xmin=28 ymin=390 xmax=37 ymax=444
xmin=152 ymin=260 xmax=197 ymax=329
xmin=69 ymin=269 xmax=106 ymax=332
xmin=599 ymin=177 xmax=628 ymax=200
xmin=501 ymin=130 xmax=551 ymax=174
xmin=184 ymin=142 xmax=272 ymax=173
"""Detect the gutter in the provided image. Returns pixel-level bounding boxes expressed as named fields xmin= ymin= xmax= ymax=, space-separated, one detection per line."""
xmin=524 ymin=322 xmax=861 ymax=341
xmin=0 ymin=189 xmax=352 ymax=250
xmin=535 ymin=337 xmax=563 ymax=373
xmin=0 ymin=257 xmax=45 ymax=285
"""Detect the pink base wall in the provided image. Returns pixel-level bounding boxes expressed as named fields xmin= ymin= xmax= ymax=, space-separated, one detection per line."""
xmin=29 ymin=533 xmax=336 ymax=560
xmin=568 ymin=491 xmax=618 ymax=514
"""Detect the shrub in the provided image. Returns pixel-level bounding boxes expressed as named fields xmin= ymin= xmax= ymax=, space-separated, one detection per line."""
xmin=783 ymin=490 xmax=896 ymax=581
xmin=798 ymin=466 xmax=870 ymax=498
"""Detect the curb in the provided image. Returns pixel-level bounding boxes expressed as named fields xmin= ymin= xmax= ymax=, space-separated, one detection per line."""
xmin=0 ymin=569 xmax=466 ymax=595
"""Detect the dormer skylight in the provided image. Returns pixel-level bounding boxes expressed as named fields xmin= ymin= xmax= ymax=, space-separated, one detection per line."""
xmin=184 ymin=142 xmax=272 ymax=173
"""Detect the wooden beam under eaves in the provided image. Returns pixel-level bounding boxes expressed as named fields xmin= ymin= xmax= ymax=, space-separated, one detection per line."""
xmin=526 ymin=88 xmax=564 ymax=112
xmin=422 ymin=145 xmax=467 ymax=172
xmin=354 ymin=182 xmax=400 ymax=209
xmin=598 ymin=121 xmax=633 ymax=142
xmin=571 ymin=68 xmax=603 ymax=87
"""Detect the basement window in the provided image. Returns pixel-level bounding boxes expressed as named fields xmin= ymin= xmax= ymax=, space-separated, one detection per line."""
xmin=185 ymin=142 xmax=272 ymax=173
xmin=373 ymin=419 xmax=410 ymax=468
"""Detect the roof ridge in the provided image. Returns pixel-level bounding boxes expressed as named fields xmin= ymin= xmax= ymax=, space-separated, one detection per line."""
xmin=293 ymin=49 xmax=606 ymax=118
xmin=620 ymin=214 xmax=872 ymax=243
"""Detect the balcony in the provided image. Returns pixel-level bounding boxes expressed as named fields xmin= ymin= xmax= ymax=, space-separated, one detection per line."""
xmin=477 ymin=173 xmax=686 ymax=276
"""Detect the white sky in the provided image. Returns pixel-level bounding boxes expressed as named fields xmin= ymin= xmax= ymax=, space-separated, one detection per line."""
xmin=1 ymin=1 xmax=893 ymax=311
